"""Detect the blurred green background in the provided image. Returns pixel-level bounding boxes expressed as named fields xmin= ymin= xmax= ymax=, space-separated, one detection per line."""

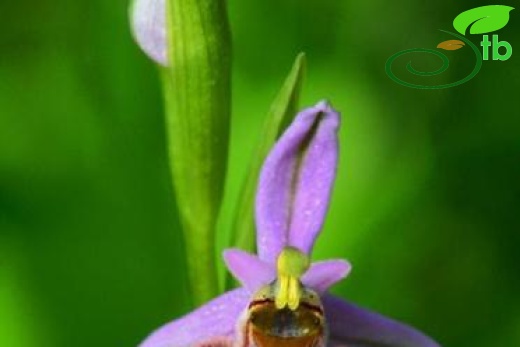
xmin=1 ymin=0 xmax=519 ymax=346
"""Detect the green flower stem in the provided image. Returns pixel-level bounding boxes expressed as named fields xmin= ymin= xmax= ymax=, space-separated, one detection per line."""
xmin=161 ymin=0 xmax=231 ymax=305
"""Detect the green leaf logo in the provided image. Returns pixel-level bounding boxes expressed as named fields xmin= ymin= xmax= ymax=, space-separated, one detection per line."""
xmin=453 ymin=5 xmax=514 ymax=35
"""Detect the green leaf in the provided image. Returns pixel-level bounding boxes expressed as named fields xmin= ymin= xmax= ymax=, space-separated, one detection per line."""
xmin=229 ymin=53 xmax=306 ymax=258
xmin=161 ymin=0 xmax=231 ymax=306
xmin=453 ymin=5 xmax=514 ymax=35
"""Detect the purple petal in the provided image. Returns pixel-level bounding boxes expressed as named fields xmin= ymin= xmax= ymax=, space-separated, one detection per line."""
xmin=223 ymin=249 xmax=275 ymax=292
xmin=194 ymin=336 xmax=233 ymax=347
xmin=301 ymin=259 xmax=351 ymax=293
xmin=130 ymin=0 xmax=168 ymax=66
xmin=139 ymin=289 xmax=249 ymax=347
xmin=256 ymin=101 xmax=340 ymax=263
xmin=323 ymin=295 xmax=441 ymax=347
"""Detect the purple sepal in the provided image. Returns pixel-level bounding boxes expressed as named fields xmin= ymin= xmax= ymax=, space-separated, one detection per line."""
xmin=324 ymin=295 xmax=441 ymax=347
xmin=255 ymin=101 xmax=340 ymax=263
xmin=139 ymin=289 xmax=249 ymax=347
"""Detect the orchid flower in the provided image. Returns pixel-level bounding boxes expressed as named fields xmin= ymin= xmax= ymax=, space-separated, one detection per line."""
xmin=139 ymin=101 xmax=440 ymax=347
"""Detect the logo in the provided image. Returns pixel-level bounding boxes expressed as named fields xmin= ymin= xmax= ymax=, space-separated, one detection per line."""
xmin=386 ymin=5 xmax=514 ymax=89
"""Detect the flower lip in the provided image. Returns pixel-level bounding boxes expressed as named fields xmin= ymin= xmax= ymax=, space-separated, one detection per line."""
xmin=247 ymin=283 xmax=325 ymax=342
xmin=250 ymin=305 xmax=324 ymax=337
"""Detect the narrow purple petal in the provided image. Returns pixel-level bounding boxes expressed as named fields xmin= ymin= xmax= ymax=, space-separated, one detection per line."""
xmin=323 ymin=295 xmax=441 ymax=347
xmin=301 ymin=259 xmax=351 ymax=293
xmin=223 ymin=249 xmax=275 ymax=292
xmin=139 ymin=289 xmax=249 ymax=347
xmin=130 ymin=0 xmax=167 ymax=66
xmin=256 ymin=101 xmax=340 ymax=263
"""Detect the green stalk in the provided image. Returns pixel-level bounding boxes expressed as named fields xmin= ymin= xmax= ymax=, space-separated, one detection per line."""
xmin=161 ymin=0 xmax=231 ymax=306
